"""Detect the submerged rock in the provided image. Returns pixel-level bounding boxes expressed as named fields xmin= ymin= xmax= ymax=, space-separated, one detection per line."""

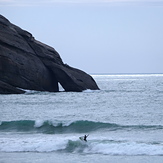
xmin=0 ymin=15 xmax=99 ymax=94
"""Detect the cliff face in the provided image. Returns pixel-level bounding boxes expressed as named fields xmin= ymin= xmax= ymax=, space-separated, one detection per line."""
xmin=0 ymin=15 xmax=99 ymax=94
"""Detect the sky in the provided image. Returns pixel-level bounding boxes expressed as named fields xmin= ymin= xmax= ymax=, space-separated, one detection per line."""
xmin=0 ymin=0 xmax=163 ymax=74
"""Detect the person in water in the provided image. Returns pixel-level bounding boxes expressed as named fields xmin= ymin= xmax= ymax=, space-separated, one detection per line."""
xmin=83 ymin=134 xmax=89 ymax=142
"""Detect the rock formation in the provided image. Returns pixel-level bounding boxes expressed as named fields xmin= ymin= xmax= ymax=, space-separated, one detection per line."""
xmin=0 ymin=15 xmax=99 ymax=94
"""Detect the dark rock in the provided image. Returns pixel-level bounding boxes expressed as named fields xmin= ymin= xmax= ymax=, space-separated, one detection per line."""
xmin=0 ymin=15 xmax=99 ymax=94
xmin=0 ymin=80 xmax=25 ymax=94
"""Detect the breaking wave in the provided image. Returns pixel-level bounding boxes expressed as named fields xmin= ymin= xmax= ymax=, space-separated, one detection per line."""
xmin=0 ymin=137 xmax=163 ymax=155
xmin=0 ymin=120 xmax=163 ymax=134
xmin=0 ymin=120 xmax=163 ymax=155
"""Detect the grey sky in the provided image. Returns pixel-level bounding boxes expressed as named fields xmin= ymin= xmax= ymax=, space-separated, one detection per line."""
xmin=0 ymin=0 xmax=163 ymax=73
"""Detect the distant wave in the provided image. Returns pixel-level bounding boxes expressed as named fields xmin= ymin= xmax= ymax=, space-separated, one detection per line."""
xmin=0 ymin=120 xmax=163 ymax=134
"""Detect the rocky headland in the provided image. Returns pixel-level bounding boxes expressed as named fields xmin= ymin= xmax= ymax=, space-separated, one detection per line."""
xmin=0 ymin=15 xmax=99 ymax=94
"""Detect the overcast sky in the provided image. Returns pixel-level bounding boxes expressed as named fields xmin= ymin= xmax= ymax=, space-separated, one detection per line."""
xmin=1 ymin=0 xmax=163 ymax=74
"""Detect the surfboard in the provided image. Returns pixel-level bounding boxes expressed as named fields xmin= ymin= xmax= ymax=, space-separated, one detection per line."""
xmin=79 ymin=136 xmax=84 ymax=141
xmin=79 ymin=135 xmax=89 ymax=141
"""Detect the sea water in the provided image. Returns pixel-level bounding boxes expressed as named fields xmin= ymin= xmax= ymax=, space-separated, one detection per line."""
xmin=0 ymin=74 xmax=163 ymax=163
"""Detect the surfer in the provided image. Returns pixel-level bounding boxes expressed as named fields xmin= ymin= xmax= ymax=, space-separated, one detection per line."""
xmin=79 ymin=134 xmax=89 ymax=142
xmin=83 ymin=134 xmax=89 ymax=142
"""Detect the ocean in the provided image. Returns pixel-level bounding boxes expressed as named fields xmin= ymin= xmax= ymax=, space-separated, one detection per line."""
xmin=0 ymin=74 xmax=163 ymax=163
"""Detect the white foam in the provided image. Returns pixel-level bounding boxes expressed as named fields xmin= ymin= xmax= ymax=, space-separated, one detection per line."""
xmin=82 ymin=89 xmax=93 ymax=93
xmin=61 ymin=121 xmax=74 ymax=127
xmin=33 ymin=120 xmax=73 ymax=128
xmin=1 ymin=135 xmax=163 ymax=155
xmin=16 ymin=88 xmax=38 ymax=94
xmin=0 ymin=135 xmax=68 ymax=152
xmin=85 ymin=141 xmax=163 ymax=155
xmin=48 ymin=120 xmax=73 ymax=127
xmin=34 ymin=120 xmax=44 ymax=128
xmin=82 ymin=89 xmax=100 ymax=93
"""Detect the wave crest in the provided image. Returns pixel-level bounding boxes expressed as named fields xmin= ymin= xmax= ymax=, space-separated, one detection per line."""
xmin=0 ymin=120 xmax=163 ymax=134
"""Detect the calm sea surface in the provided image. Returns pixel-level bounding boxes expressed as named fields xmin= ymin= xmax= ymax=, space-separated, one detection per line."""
xmin=0 ymin=74 xmax=163 ymax=163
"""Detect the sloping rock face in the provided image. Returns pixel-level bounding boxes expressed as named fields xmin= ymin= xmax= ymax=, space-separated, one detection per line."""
xmin=0 ymin=15 xmax=99 ymax=94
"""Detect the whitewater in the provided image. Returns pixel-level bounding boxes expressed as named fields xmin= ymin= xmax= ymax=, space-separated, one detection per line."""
xmin=0 ymin=74 xmax=163 ymax=163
